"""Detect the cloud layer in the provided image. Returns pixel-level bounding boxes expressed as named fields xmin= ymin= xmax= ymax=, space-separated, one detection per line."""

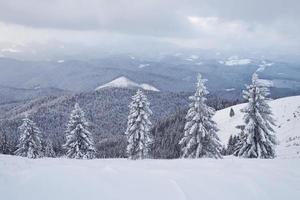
xmin=0 ymin=0 xmax=299 ymax=53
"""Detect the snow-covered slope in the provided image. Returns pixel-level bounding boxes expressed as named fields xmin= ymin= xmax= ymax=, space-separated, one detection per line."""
xmin=1 ymin=155 xmax=299 ymax=200
xmin=95 ymin=76 xmax=160 ymax=91
xmin=214 ymin=95 xmax=300 ymax=158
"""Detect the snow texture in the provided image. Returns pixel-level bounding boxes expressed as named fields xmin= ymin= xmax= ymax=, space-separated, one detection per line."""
xmin=0 ymin=155 xmax=299 ymax=200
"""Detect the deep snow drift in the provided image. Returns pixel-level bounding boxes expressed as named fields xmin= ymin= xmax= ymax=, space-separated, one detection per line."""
xmin=214 ymin=95 xmax=300 ymax=158
xmin=1 ymin=155 xmax=300 ymax=200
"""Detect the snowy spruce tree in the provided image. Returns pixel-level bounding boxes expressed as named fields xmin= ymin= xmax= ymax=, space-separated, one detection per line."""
xmin=63 ymin=103 xmax=96 ymax=159
xmin=125 ymin=89 xmax=153 ymax=159
xmin=179 ymin=74 xmax=222 ymax=158
xmin=236 ymin=73 xmax=277 ymax=158
xmin=43 ymin=139 xmax=56 ymax=157
xmin=15 ymin=115 xmax=43 ymax=159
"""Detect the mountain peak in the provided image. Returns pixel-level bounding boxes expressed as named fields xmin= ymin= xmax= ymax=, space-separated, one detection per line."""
xmin=95 ymin=76 xmax=160 ymax=92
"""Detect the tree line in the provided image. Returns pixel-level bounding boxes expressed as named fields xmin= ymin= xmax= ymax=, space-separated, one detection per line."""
xmin=7 ymin=73 xmax=277 ymax=159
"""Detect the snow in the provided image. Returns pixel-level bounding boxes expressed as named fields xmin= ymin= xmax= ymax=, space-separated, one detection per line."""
xmin=257 ymin=61 xmax=274 ymax=72
xmin=225 ymin=88 xmax=236 ymax=91
xmin=185 ymin=55 xmax=199 ymax=61
xmin=225 ymin=58 xmax=251 ymax=66
xmin=257 ymin=79 xmax=274 ymax=87
xmin=214 ymin=95 xmax=300 ymax=158
xmin=219 ymin=56 xmax=251 ymax=66
xmin=140 ymin=83 xmax=160 ymax=91
xmin=138 ymin=63 xmax=150 ymax=68
xmin=0 ymin=155 xmax=299 ymax=200
xmin=95 ymin=76 xmax=160 ymax=92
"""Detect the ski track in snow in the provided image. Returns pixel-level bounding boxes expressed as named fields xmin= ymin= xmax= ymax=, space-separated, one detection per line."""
xmin=169 ymin=179 xmax=188 ymax=200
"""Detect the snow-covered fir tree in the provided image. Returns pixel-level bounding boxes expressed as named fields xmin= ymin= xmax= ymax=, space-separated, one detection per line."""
xmin=236 ymin=73 xmax=277 ymax=158
xmin=15 ymin=114 xmax=43 ymax=159
xmin=63 ymin=103 xmax=96 ymax=159
xmin=43 ymin=138 xmax=56 ymax=157
xmin=179 ymin=74 xmax=222 ymax=158
xmin=125 ymin=89 xmax=153 ymax=159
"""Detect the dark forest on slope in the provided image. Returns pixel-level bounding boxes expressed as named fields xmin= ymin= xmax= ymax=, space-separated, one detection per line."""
xmin=0 ymin=88 xmax=239 ymax=158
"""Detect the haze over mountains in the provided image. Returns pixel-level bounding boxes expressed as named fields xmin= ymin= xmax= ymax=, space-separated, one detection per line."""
xmin=1 ymin=51 xmax=300 ymax=102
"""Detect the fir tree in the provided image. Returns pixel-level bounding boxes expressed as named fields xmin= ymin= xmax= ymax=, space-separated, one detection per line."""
xmin=226 ymin=135 xmax=240 ymax=155
xmin=226 ymin=135 xmax=234 ymax=155
xmin=125 ymin=89 xmax=153 ymax=159
xmin=229 ymin=108 xmax=235 ymax=117
xmin=63 ymin=103 xmax=96 ymax=159
xmin=0 ymin=133 xmax=10 ymax=154
xmin=236 ymin=73 xmax=277 ymax=158
xmin=43 ymin=138 xmax=56 ymax=157
xmin=15 ymin=115 xmax=43 ymax=159
xmin=179 ymin=74 xmax=222 ymax=158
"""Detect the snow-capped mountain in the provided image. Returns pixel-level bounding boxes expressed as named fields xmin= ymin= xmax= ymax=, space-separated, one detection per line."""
xmin=95 ymin=76 xmax=160 ymax=92
xmin=214 ymin=95 xmax=300 ymax=158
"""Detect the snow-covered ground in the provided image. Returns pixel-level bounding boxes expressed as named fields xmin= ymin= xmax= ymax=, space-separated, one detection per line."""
xmin=214 ymin=95 xmax=300 ymax=158
xmin=1 ymin=155 xmax=299 ymax=200
xmin=1 ymin=96 xmax=300 ymax=200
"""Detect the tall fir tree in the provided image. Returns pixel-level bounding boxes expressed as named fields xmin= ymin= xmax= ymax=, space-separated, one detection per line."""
xmin=179 ymin=74 xmax=222 ymax=158
xmin=15 ymin=115 xmax=43 ymax=159
xmin=125 ymin=89 xmax=153 ymax=159
xmin=236 ymin=73 xmax=277 ymax=158
xmin=63 ymin=103 xmax=96 ymax=159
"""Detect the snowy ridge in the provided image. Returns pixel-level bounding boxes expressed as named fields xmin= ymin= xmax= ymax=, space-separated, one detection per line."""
xmin=95 ymin=76 xmax=160 ymax=92
xmin=214 ymin=95 xmax=300 ymax=158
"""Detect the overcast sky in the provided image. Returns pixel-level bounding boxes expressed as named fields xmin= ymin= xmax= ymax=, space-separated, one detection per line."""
xmin=0 ymin=0 xmax=299 ymax=54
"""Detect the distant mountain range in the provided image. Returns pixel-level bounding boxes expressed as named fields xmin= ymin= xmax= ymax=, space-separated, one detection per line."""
xmin=0 ymin=85 xmax=70 ymax=104
xmin=0 ymin=54 xmax=300 ymax=100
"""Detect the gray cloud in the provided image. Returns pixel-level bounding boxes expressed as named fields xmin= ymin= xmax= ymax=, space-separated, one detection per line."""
xmin=0 ymin=0 xmax=299 ymax=53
